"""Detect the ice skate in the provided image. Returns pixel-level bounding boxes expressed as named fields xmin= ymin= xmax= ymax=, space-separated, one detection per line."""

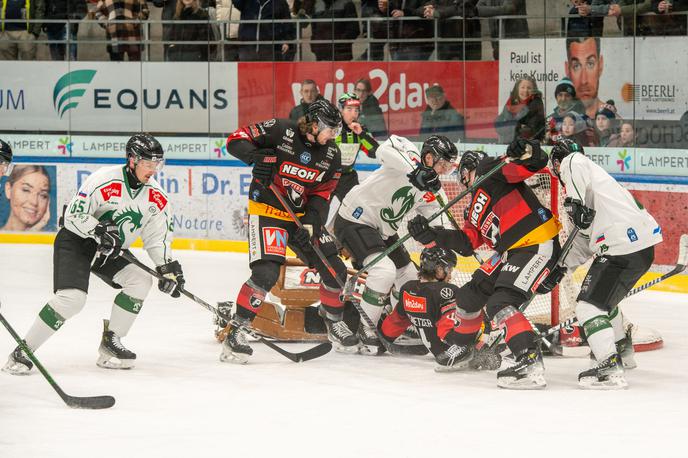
xmin=220 ymin=318 xmax=253 ymax=364
xmin=579 ymin=353 xmax=627 ymax=390
xmin=97 ymin=320 xmax=136 ymax=369
xmin=497 ymin=348 xmax=546 ymax=390
xmin=617 ymin=324 xmax=637 ymax=370
xmin=357 ymin=322 xmax=382 ymax=355
xmin=434 ymin=345 xmax=474 ymax=372
xmin=318 ymin=306 xmax=359 ymax=353
xmin=2 ymin=345 xmax=33 ymax=375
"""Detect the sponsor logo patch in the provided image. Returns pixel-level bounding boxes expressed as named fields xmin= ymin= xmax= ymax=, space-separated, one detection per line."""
xmin=262 ymin=119 xmax=277 ymax=128
xmin=100 ymin=182 xmax=122 ymax=202
xmin=300 ymin=152 xmax=312 ymax=164
xmin=280 ymin=162 xmax=323 ymax=183
xmin=627 ymin=228 xmax=638 ymax=242
xmin=281 ymin=178 xmax=305 ymax=195
xmin=470 ymin=190 xmax=490 ymax=226
xmin=352 ymin=207 xmax=363 ymax=219
xmin=403 ymin=291 xmax=427 ymax=313
xmin=262 ymin=227 xmax=288 ymax=256
xmin=440 ymin=287 xmax=454 ymax=300
xmin=422 ymin=192 xmax=436 ymax=203
xmin=479 ymin=252 xmax=502 ymax=275
xmin=249 ymin=125 xmax=261 ymax=138
xmin=149 ymin=189 xmax=167 ymax=211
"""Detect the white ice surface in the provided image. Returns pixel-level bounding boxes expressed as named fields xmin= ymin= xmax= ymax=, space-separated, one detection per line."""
xmin=0 ymin=245 xmax=686 ymax=458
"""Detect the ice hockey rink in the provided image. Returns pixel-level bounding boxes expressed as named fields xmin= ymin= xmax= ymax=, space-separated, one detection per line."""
xmin=1 ymin=244 xmax=686 ymax=458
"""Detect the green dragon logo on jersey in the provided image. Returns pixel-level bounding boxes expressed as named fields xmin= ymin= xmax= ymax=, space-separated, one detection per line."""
xmin=380 ymin=186 xmax=416 ymax=231
xmin=101 ymin=207 xmax=144 ymax=242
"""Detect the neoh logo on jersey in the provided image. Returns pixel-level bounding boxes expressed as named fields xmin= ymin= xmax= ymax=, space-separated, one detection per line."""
xmin=262 ymin=227 xmax=288 ymax=256
xmin=470 ymin=190 xmax=490 ymax=226
xmin=403 ymin=291 xmax=427 ymax=313
xmin=100 ymin=182 xmax=122 ymax=201
xmin=149 ymin=189 xmax=167 ymax=211
xmin=280 ymin=162 xmax=324 ymax=183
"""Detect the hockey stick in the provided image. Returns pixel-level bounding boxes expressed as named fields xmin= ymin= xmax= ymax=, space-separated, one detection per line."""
xmin=266 ymin=183 xmax=380 ymax=329
xmin=119 ymin=251 xmax=332 ymax=363
xmin=537 ymin=233 xmax=688 ymax=340
xmin=0 ymin=306 xmax=115 ymax=409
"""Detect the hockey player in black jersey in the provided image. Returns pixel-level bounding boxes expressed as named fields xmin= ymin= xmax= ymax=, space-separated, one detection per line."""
xmin=379 ymin=247 xmax=485 ymax=371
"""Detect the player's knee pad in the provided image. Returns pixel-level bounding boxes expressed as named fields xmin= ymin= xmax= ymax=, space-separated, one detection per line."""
xmin=249 ymin=260 xmax=281 ymax=291
xmin=113 ymin=264 xmax=153 ymax=301
xmin=49 ymin=288 xmax=88 ymax=320
xmin=493 ymin=304 xmax=535 ymax=354
xmin=485 ymin=288 xmax=529 ymax=321
xmin=362 ymin=253 xmax=396 ymax=294
xmin=394 ymin=262 xmax=417 ymax=290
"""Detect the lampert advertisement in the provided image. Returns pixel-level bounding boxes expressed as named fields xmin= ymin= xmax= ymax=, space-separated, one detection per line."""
xmin=499 ymin=37 xmax=688 ymax=122
xmin=0 ymin=62 xmax=238 ymax=133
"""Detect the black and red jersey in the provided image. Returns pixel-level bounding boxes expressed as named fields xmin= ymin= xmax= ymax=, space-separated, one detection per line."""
xmin=226 ymin=118 xmax=341 ymax=223
xmin=436 ymin=155 xmax=560 ymax=255
xmin=381 ymin=280 xmax=466 ymax=356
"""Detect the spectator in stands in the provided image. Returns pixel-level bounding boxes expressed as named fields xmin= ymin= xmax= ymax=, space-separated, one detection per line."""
xmin=607 ymin=120 xmax=636 ymax=147
xmin=651 ymin=0 xmax=688 ymax=35
xmin=566 ymin=37 xmax=606 ymax=120
xmin=385 ymin=0 xmax=433 ymax=60
xmin=544 ymin=77 xmax=587 ymax=144
xmin=166 ymin=0 xmax=209 ymax=61
xmin=233 ymin=0 xmax=295 ymax=61
xmin=360 ymin=0 xmax=390 ymax=60
xmin=354 ymin=78 xmax=388 ymax=138
xmin=0 ymin=0 xmax=44 ymax=60
xmin=420 ymin=0 xmax=481 ymax=60
xmin=567 ymin=0 xmax=604 ymax=37
xmin=560 ymin=111 xmax=598 ymax=146
xmin=579 ymin=1 xmax=654 ymax=36
xmin=95 ymin=0 xmax=149 ymax=61
xmin=476 ymin=0 xmax=528 ymax=60
xmin=217 ymin=0 xmax=241 ymax=61
xmin=678 ymin=110 xmax=688 ymax=149
xmin=289 ymin=80 xmax=323 ymax=121
xmin=419 ymin=84 xmax=465 ymax=142
xmin=494 ymin=76 xmax=545 ymax=144
xmin=43 ymin=0 xmax=87 ymax=61
xmin=308 ymin=0 xmax=359 ymax=61
xmin=595 ymin=100 xmax=618 ymax=147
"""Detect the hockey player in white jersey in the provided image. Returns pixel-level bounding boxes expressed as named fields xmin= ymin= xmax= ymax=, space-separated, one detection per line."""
xmin=333 ymin=134 xmax=455 ymax=354
xmin=540 ymin=138 xmax=662 ymax=389
xmin=3 ymin=134 xmax=184 ymax=374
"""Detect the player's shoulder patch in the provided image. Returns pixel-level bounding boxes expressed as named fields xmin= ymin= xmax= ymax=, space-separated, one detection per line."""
xmin=148 ymin=187 xmax=168 ymax=211
xmin=439 ymin=286 xmax=455 ymax=300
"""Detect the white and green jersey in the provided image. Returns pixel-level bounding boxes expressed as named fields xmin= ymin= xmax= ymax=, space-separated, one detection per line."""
xmin=64 ymin=165 xmax=174 ymax=266
xmin=338 ymin=135 xmax=450 ymax=238
xmin=559 ymin=153 xmax=662 ymax=268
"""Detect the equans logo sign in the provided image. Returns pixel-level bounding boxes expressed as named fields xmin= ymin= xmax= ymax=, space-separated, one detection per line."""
xmin=53 ymin=70 xmax=97 ymax=118
xmin=402 ymin=291 xmax=427 ymax=313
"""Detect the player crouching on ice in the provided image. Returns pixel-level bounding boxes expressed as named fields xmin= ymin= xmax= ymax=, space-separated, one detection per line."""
xmin=221 ymin=99 xmax=357 ymax=363
xmin=407 ymin=139 xmax=561 ymax=389
xmin=334 ymin=135 xmax=456 ymax=355
xmin=3 ymin=134 xmax=184 ymax=374
xmin=541 ymin=139 xmax=662 ymax=389
xmin=379 ymin=247 xmax=500 ymax=371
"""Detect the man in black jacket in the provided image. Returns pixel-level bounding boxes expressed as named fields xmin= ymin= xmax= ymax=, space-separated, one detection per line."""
xmin=44 ymin=0 xmax=86 ymax=61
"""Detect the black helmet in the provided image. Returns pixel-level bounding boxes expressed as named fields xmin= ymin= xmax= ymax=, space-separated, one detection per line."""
xmin=0 ymin=139 xmax=12 ymax=163
xmin=420 ymin=246 xmax=457 ymax=280
xmin=421 ymin=135 xmax=458 ymax=164
xmin=126 ymin=133 xmax=164 ymax=163
xmin=457 ymin=150 xmax=487 ymax=186
xmin=306 ymin=99 xmax=343 ymax=133
xmin=550 ymin=138 xmax=584 ymax=178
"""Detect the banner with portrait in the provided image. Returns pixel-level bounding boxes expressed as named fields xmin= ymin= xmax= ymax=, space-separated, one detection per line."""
xmin=0 ymin=165 xmax=58 ymax=232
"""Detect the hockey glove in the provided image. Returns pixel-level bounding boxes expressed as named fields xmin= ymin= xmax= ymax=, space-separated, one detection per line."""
xmin=506 ymin=138 xmax=539 ymax=163
xmin=94 ymin=220 xmax=122 ymax=258
xmin=564 ymin=197 xmax=595 ymax=229
xmin=252 ymin=152 xmax=278 ymax=187
xmin=407 ymin=214 xmax=437 ymax=245
xmin=407 ymin=164 xmax=441 ymax=193
xmin=156 ymin=260 xmax=185 ymax=298
xmin=535 ymin=265 xmax=567 ymax=294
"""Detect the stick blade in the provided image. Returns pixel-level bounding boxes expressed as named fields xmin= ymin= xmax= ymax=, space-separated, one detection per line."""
xmin=293 ymin=342 xmax=332 ymax=363
xmin=677 ymin=234 xmax=688 ymax=268
xmin=64 ymin=395 xmax=116 ymax=410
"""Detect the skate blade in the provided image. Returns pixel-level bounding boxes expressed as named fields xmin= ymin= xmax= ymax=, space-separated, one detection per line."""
xmin=434 ymin=361 xmax=472 ymax=373
xmin=219 ymin=350 xmax=249 ymax=364
xmin=578 ymin=376 xmax=628 ymax=390
xmin=358 ymin=343 xmax=382 ymax=356
xmin=622 ymin=356 xmax=637 ymax=370
xmin=96 ymin=355 xmax=135 ymax=370
xmin=2 ymin=363 xmax=32 ymax=376
xmin=332 ymin=342 xmax=360 ymax=354
xmin=497 ymin=374 xmax=547 ymax=390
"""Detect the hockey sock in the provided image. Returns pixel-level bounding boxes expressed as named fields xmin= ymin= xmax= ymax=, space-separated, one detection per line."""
xmin=359 ymin=286 xmax=389 ymax=327
xmin=609 ymin=306 xmax=625 ymax=343
xmin=319 ymin=284 xmax=344 ymax=318
xmin=235 ymin=280 xmax=267 ymax=321
xmin=577 ymin=301 xmax=616 ymax=361
xmin=442 ymin=309 xmax=483 ymax=346
xmin=494 ymin=306 xmax=535 ymax=356
xmin=107 ymin=293 xmax=143 ymax=337
xmin=24 ymin=289 xmax=88 ymax=351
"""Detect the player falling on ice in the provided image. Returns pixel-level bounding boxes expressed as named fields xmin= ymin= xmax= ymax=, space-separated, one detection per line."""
xmin=334 ymin=134 xmax=456 ymax=354
xmin=3 ymin=134 xmax=184 ymax=374
xmin=541 ymin=138 xmax=662 ymax=389
xmin=407 ymin=139 xmax=561 ymax=389
xmin=222 ymin=99 xmax=357 ymax=362
xmin=0 ymin=139 xmax=13 ymax=177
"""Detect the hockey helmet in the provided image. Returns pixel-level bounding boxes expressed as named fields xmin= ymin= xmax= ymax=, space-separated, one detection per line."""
xmin=550 ymin=138 xmax=584 ymax=178
xmin=126 ymin=133 xmax=165 ymax=172
xmin=306 ymin=99 xmax=343 ymax=136
xmin=421 ymin=135 xmax=458 ymax=165
xmin=337 ymin=92 xmax=361 ymax=110
xmin=0 ymin=139 xmax=13 ymax=177
xmin=457 ymin=150 xmax=487 ymax=187
xmin=420 ymin=246 xmax=457 ymax=280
